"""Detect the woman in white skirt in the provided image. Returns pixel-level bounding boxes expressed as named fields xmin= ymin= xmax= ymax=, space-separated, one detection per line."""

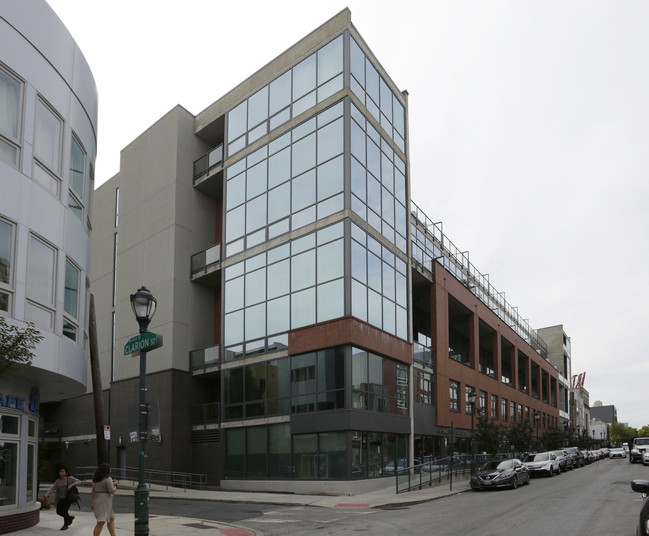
xmin=90 ymin=463 xmax=117 ymax=536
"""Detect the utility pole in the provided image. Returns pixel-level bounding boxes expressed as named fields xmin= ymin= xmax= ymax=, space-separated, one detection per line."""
xmin=89 ymin=294 xmax=108 ymax=464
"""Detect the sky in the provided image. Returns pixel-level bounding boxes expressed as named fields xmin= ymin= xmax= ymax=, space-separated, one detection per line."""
xmin=46 ymin=0 xmax=649 ymax=429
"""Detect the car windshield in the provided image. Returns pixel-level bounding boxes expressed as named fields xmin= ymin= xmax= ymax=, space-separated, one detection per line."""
xmin=481 ymin=460 xmax=512 ymax=471
xmin=552 ymin=451 xmax=564 ymax=457
xmin=524 ymin=453 xmax=549 ymax=462
xmin=635 ymin=439 xmax=649 ymax=446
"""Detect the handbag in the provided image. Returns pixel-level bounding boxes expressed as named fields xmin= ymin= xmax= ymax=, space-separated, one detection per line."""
xmin=67 ymin=481 xmax=81 ymax=509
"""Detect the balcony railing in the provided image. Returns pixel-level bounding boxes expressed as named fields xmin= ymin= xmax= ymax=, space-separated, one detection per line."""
xmin=193 ymin=144 xmax=224 ymax=180
xmin=191 ymin=244 xmax=221 ymax=276
xmin=191 ymin=402 xmax=220 ymax=427
xmin=190 ymin=344 xmax=220 ymax=373
xmin=413 ymin=342 xmax=433 ymax=368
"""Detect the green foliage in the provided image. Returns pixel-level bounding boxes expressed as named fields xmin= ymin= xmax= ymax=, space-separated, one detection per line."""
xmin=507 ymin=420 xmax=534 ymax=453
xmin=609 ymin=422 xmax=638 ymax=446
xmin=475 ymin=414 xmax=505 ymax=456
xmin=541 ymin=427 xmax=568 ymax=450
xmin=637 ymin=425 xmax=649 ymax=438
xmin=0 ymin=317 xmax=43 ymax=376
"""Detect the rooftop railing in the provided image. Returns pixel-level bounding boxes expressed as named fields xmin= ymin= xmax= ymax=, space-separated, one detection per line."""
xmin=410 ymin=200 xmax=548 ymax=358
xmin=190 ymin=344 xmax=220 ymax=373
xmin=191 ymin=244 xmax=221 ymax=276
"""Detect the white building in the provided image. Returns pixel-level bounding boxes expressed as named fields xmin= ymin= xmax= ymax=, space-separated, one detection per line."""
xmin=0 ymin=0 xmax=97 ymax=530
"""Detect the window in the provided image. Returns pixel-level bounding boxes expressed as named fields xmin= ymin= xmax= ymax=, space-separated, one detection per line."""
xmin=33 ymin=99 xmax=62 ymax=196
xmin=501 ymin=398 xmax=507 ymax=421
xmin=26 ymin=235 xmax=56 ymax=330
xmin=449 ymin=380 xmax=459 ymax=411
xmin=416 ymin=370 xmax=433 ymax=405
xmin=68 ymin=136 xmax=86 ymax=220
xmin=510 ymin=401 xmax=516 ymax=423
xmin=479 ymin=390 xmax=487 ymax=413
xmin=465 ymin=385 xmax=474 ymax=414
xmin=0 ymin=218 xmax=14 ymax=312
xmin=63 ymin=259 xmax=80 ymax=341
xmin=491 ymin=394 xmax=498 ymax=419
xmin=0 ymin=65 xmax=22 ymax=166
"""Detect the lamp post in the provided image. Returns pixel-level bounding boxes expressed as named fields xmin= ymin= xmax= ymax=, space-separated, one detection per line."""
xmin=592 ymin=429 xmax=595 ymax=447
xmin=468 ymin=389 xmax=477 ymax=474
xmin=534 ymin=411 xmax=541 ymax=451
xmin=130 ymin=286 xmax=157 ymax=536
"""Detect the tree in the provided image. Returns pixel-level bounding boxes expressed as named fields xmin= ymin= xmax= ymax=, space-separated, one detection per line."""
xmin=475 ymin=414 xmax=504 ymax=456
xmin=542 ymin=427 xmax=568 ymax=450
xmin=609 ymin=422 xmax=637 ymax=446
xmin=0 ymin=316 xmax=43 ymax=376
xmin=637 ymin=425 xmax=649 ymax=438
xmin=507 ymin=420 xmax=534 ymax=454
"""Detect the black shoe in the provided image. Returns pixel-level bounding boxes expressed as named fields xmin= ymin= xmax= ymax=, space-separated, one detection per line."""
xmin=68 ymin=516 xmax=75 ymax=525
xmin=60 ymin=525 xmax=68 ymax=531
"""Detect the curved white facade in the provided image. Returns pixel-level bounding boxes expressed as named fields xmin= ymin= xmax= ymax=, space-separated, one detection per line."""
xmin=0 ymin=0 xmax=97 ymax=519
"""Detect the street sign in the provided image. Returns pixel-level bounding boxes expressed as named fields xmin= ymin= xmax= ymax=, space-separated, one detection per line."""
xmin=124 ymin=332 xmax=163 ymax=356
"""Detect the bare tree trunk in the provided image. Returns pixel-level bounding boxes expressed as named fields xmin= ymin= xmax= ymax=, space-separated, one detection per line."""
xmin=89 ymin=293 xmax=108 ymax=464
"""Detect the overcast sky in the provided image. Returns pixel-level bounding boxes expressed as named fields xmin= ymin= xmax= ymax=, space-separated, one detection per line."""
xmin=46 ymin=0 xmax=649 ymax=429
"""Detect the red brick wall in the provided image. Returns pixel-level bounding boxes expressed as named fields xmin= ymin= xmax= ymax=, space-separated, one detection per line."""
xmin=289 ymin=316 xmax=412 ymax=364
xmin=0 ymin=506 xmax=40 ymax=534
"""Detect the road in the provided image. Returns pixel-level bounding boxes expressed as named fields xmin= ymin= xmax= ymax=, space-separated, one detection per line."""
xmin=113 ymin=457 xmax=648 ymax=536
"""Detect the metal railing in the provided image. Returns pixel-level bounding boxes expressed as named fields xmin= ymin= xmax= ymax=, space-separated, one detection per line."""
xmin=75 ymin=466 xmax=208 ymax=491
xmin=193 ymin=144 xmax=224 ymax=180
xmin=190 ymin=344 xmax=220 ymax=372
xmin=410 ymin=200 xmax=548 ymax=358
xmin=191 ymin=244 xmax=221 ymax=276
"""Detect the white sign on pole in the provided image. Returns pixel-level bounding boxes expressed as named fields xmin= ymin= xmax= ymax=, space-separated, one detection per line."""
xmin=103 ymin=425 xmax=111 ymax=440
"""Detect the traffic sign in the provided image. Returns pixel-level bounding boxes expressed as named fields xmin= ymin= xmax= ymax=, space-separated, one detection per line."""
xmin=124 ymin=332 xmax=163 ymax=356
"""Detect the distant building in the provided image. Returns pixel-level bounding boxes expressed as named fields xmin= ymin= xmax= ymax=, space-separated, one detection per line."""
xmin=537 ymin=325 xmax=571 ymax=429
xmin=590 ymin=401 xmax=617 ymax=425
xmin=44 ymin=8 xmax=560 ymax=494
xmin=0 ymin=0 xmax=97 ymax=530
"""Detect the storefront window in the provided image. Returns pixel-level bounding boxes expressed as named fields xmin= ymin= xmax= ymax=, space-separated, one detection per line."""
xmin=0 ymin=442 xmax=18 ymax=505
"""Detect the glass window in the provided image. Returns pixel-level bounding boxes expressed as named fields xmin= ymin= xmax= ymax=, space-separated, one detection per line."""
xmin=245 ymin=303 xmax=266 ymax=341
xmin=227 ymin=101 xmax=247 ymax=142
xmin=317 ymin=118 xmax=343 ymax=164
xmin=291 ymin=250 xmax=315 ymax=291
xmin=245 ymin=268 xmax=266 ymax=306
xmin=291 ymin=287 xmax=315 ymax=329
xmin=0 ymin=68 xmax=21 ymax=139
xmin=293 ymin=54 xmax=316 ymax=101
xmin=246 ymin=161 xmax=267 ymax=200
xmin=224 ymin=275 xmax=244 ymax=313
xmin=226 ymin=171 xmax=246 ymax=210
xmin=291 ymin=170 xmax=315 ymax=213
xmin=69 ymin=136 xmax=85 ymax=199
xmin=247 ymin=86 xmax=268 ymax=129
xmin=225 ymin=205 xmax=245 ymax=242
xmin=268 ymin=147 xmax=290 ymax=188
xmin=270 ymin=72 xmax=291 ymax=116
xmin=0 ymin=442 xmax=17 ymax=505
xmin=317 ymin=239 xmax=343 ymax=284
xmin=34 ymin=99 xmax=62 ymax=174
xmin=268 ymin=182 xmax=290 ymax=223
xmin=267 ymin=295 xmax=290 ymax=335
xmin=27 ymin=235 xmax=55 ymax=307
xmin=318 ymin=35 xmax=343 ymax=83
xmin=317 ymin=278 xmax=343 ymax=322
xmin=291 ymin=133 xmax=316 ymax=177
xmin=0 ymin=219 xmax=13 ymax=286
xmin=246 ymin=193 xmax=267 ymax=233
xmin=64 ymin=259 xmax=80 ymax=325
xmin=318 ymin=155 xmax=343 ymax=201
xmin=224 ymin=310 xmax=244 ymax=346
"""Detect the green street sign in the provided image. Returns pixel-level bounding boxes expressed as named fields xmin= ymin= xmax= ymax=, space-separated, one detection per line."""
xmin=124 ymin=332 xmax=163 ymax=356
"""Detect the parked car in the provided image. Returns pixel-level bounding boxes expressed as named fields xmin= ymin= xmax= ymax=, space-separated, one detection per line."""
xmin=631 ymin=479 xmax=649 ymax=536
xmin=643 ymin=451 xmax=649 ymax=466
xmin=630 ymin=438 xmax=649 ymax=464
xmin=470 ymin=458 xmax=530 ymax=490
xmin=564 ymin=446 xmax=586 ymax=467
xmin=522 ymin=451 xmax=561 ymax=477
xmin=609 ymin=447 xmax=627 ymax=459
xmin=551 ymin=449 xmax=573 ymax=471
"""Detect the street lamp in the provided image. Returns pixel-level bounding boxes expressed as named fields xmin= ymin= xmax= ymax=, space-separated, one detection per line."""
xmin=130 ymin=286 xmax=157 ymax=536
xmin=534 ymin=411 xmax=541 ymax=451
xmin=468 ymin=389 xmax=477 ymax=474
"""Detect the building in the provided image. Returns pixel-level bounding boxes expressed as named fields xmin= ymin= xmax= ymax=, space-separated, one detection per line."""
xmin=0 ymin=0 xmax=97 ymax=530
xmin=45 ymin=9 xmax=560 ymax=494
xmin=590 ymin=401 xmax=617 ymax=425
xmin=537 ymin=325 xmax=571 ymax=429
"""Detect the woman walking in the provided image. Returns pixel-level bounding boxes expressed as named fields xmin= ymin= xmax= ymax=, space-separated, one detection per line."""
xmin=45 ymin=466 xmax=80 ymax=530
xmin=91 ymin=463 xmax=118 ymax=536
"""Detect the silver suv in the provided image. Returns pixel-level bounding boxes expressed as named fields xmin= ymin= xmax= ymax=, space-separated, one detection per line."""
xmin=629 ymin=437 xmax=649 ymax=464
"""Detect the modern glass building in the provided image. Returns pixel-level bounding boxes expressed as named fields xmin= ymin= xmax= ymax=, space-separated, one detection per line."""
xmin=0 ymin=0 xmax=97 ymax=529
xmin=47 ymin=8 xmax=560 ymax=495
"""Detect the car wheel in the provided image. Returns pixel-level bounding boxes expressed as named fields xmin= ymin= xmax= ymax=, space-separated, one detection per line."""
xmin=512 ymin=477 xmax=518 ymax=490
xmin=524 ymin=474 xmax=530 ymax=485
xmin=549 ymin=467 xmax=553 ymax=477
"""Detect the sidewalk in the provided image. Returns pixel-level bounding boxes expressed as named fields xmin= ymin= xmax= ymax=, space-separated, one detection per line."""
xmin=18 ymin=478 xmax=471 ymax=536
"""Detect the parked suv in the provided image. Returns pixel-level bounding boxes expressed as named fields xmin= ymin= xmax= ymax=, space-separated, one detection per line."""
xmin=630 ymin=437 xmax=649 ymax=464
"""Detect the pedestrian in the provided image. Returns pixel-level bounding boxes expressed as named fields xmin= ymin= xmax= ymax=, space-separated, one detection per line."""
xmin=44 ymin=466 xmax=81 ymax=531
xmin=91 ymin=463 xmax=117 ymax=536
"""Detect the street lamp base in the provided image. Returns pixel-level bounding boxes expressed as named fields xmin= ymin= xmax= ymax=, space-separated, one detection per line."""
xmin=134 ymin=485 xmax=150 ymax=536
